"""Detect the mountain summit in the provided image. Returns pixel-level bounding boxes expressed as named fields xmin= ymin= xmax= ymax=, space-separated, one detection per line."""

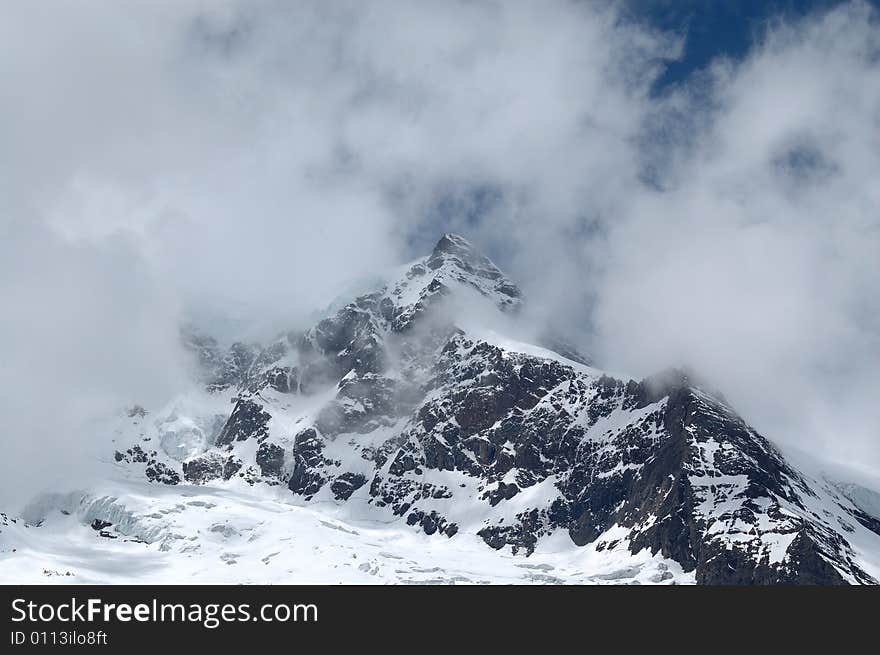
xmin=3 ymin=235 xmax=879 ymax=584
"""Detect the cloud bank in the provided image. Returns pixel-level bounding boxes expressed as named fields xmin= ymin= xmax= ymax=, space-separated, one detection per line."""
xmin=1 ymin=1 xmax=878 ymax=506
xmin=595 ymin=2 xmax=880 ymax=470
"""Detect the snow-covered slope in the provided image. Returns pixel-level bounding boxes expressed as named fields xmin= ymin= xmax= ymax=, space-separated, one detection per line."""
xmin=0 ymin=480 xmax=690 ymax=584
xmin=2 ymin=234 xmax=878 ymax=584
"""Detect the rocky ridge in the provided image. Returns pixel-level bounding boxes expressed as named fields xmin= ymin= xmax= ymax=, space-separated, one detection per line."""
xmin=109 ymin=234 xmax=880 ymax=584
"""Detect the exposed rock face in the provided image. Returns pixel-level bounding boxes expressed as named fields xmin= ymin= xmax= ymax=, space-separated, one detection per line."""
xmin=331 ymin=473 xmax=367 ymax=501
xmin=180 ymin=455 xmax=220 ymax=485
xmin=215 ymin=399 xmax=271 ymax=447
xmin=256 ymin=442 xmax=285 ymax=480
xmin=115 ymin=445 xmax=180 ymax=485
xmin=119 ymin=234 xmax=880 ymax=584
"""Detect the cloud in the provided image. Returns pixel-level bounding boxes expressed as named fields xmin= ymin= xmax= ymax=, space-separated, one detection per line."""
xmin=0 ymin=0 xmax=877 ymax=507
xmin=0 ymin=222 xmax=188 ymax=509
xmin=0 ymin=0 xmax=674 ymax=506
xmin=590 ymin=1 xmax=880 ymax=470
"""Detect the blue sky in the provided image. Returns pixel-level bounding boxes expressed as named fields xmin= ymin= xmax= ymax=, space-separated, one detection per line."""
xmin=628 ymin=0 xmax=880 ymax=91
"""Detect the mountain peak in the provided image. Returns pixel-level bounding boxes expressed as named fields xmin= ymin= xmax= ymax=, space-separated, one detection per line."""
xmin=428 ymin=233 xmax=500 ymax=274
xmin=426 ymin=233 xmax=514 ymax=291
xmin=415 ymin=233 xmax=520 ymax=313
xmin=22 ymin=231 xmax=878 ymax=586
xmin=432 ymin=233 xmax=475 ymax=258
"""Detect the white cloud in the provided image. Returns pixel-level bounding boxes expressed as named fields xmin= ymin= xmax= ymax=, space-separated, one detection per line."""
xmin=0 ymin=0 xmax=877 ymax=506
xmin=591 ymin=1 xmax=880 ymax=470
xmin=0 ymin=0 xmax=672 ymax=505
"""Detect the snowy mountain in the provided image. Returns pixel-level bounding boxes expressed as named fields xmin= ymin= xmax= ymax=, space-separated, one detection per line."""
xmin=2 ymin=234 xmax=879 ymax=584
